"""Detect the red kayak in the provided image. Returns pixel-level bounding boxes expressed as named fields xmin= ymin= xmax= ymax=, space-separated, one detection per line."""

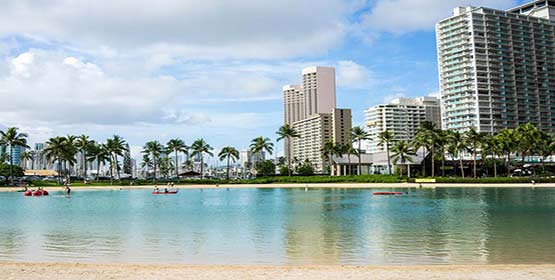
xmin=373 ymin=192 xmax=403 ymax=195
xmin=152 ymin=191 xmax=178 ymax=194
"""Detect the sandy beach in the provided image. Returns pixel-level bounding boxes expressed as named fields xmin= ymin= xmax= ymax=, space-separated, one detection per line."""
xmin=0 ymin=263 xmax=553 ymax=280
xmin=1 ymin=182 xmax=555 ymax=192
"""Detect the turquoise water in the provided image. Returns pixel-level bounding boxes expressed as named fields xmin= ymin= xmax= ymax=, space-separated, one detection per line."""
xmin=0 ymin=187 xmax=554 ymax=265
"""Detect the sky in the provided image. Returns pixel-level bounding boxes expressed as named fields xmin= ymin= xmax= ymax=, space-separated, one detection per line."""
xmin=0 ymin=0 xmax=527 ymax=161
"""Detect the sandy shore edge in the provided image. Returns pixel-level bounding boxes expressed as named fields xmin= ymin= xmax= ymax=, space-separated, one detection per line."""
xmin=1 ymin=263 xmax=554 ymax=280
xmin=1 ymin=182 xmax=555 ymax=192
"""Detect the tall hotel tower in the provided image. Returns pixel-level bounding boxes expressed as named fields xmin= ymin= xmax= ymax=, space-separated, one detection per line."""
xmin=437 ymin=0 xmax=555 ymax=133
xmin=283 ymin=66 xmax=351 ymax=172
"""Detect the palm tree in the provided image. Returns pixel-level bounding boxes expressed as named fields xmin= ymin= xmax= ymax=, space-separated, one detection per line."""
xmin=536 ymin=131 xmax=555 ymax=175
xmin=351 ymin=126 xmax=371 ymax=175
xmin=63 ymin=135 xmax=77 ymax=177
xmin=75 ymin=135 xmax=93 ymax=181
xmin=321 ymin=140 xmax=338 ymax=175
xmin=106 ymin=135 xmax=128 ymax=182
xmin=276 ymin=124 xmax=300 ymax=176
xmin=390 ymin=141 xmax=416 ymax=177
xmin=87 ymin=143 xmax=110 ymax=180
xmin=191 ymin=139 xmax=214 ymax=179
xmin=250 ymin=136 xmax=274 ymax=156
xmin=482 ymin=134 xmax=502 ymax=177
xmin=166 ymin=138 xmax=187 ymax=178
xmin=516 ymin=123 xmax=540 ymax=170
xmin=44 ymin=136 xmax=72 ymax=184
xmin=495 ymin=128 xmax=517 ymax=177
xmin=377 ymin=130 xmax=394 ymax=175
xmin=142 ymin=141 xmax=164 ymax=181
xmin=0 ymin=127 xmax=30 ymax=185
xmin=436 ymin=130 xmax=450 ymax=177
xmin=447 ymin=131 xmax=467 ymax=178
xmin=337 ymin=143 xmax=358 ymax=175
xmin=141 ymin=154 xmax=153 ymax=178
xmin=465 ymin=127 xmax=485 ymax=178
xmin=413 ymin=121 xmax=439 ymax=177
xmin=19 ymin=151 xmax=33 ymax=169
xmin=219 ymin=146 xmax=239 ymax=180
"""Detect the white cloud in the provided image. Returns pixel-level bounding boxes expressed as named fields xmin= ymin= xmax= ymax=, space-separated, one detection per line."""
xmin=360 ymin=0 xmax=516 ymax=34
xmin=336 ymin=60 xmax=373 ymax=89
xmin=0 ymin=0 xmax=359 ymax=59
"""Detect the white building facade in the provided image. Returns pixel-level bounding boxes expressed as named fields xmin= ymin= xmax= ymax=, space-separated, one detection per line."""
xmin=437 ymin=1 xmax=555 ymax=133
xmin=365 ymin=97 xmax=441 ymax=153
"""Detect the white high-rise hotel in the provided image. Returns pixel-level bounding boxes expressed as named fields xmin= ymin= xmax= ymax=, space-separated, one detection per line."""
xmin=437 ymin=0 xmax=555 ymax=133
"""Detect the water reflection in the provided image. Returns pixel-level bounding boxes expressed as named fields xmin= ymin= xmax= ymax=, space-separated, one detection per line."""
xmin=0 ymin=188 xmax=553 ymax=264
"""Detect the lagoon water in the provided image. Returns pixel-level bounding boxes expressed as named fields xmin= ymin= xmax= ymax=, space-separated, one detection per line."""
xmin=0 ymin=187 xmax=554 ymax=265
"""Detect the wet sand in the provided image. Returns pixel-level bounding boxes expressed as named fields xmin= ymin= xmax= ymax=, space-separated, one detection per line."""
xmin=1 ymin=263 xmax=553 ymax=280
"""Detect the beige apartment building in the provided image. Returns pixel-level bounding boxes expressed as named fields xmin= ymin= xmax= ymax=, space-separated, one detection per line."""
xmin=283 ymin=66 xmax=352 ymax=173
xmin=291 ymin=109 xmax=352 ymax=172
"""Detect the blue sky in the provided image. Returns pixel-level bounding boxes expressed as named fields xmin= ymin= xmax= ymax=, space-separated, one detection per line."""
xmin=0 ymin=0 xmax=527 ymax=160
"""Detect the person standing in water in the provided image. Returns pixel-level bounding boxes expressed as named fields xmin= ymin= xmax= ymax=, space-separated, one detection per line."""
xmin=65 ymin=185 xmax=71 ymax=197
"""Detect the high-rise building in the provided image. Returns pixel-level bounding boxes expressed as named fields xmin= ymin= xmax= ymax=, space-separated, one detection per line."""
xmin=365 ymin=97 xmax=441 ymax=153
xmin=3 ymin=145 xmax=25 ymax=166
xmin=302 ymin=66 xmax=337 ymax=116
xmin=437 ymin=1 xmax=555 ymax=133
xmin=291 ymin=108 xmax=352 ymax=172
xmin=283 ymin=85 xmax=304 ymax=124
xmin=282 ymin=66 xmax=346 ymax=173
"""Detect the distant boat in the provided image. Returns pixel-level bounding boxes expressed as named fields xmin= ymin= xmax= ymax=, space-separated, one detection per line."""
xmin=373 ymin=191 xmax=402 ymax=196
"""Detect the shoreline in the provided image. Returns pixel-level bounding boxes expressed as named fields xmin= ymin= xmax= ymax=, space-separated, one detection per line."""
xmin=0 ymin=263 xmax=553 ymax=280
xmin=1 ymin=182 xmax=555 ymax=192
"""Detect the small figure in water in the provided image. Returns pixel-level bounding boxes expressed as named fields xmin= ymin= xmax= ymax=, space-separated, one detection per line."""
xmin=65 ymin=185 xmax=71 ymax=197
xmin=164 ymin=188 xmax=169 ymax=193
xmin=154 ymin=185 xmax=159 ymax=192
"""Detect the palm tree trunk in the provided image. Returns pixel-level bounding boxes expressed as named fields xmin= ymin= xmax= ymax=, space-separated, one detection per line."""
xmin=473 ymin=151 xmax=477 ymax=178
xmin=175 ymin=150 xmax=179 ymax=178
xmin=9 ymin=145 xmax=14 ymax=186
xmin=347 ymin=154 xmax=351 ymax=176
xmin=58 ymin=156 xmax=63 ymax=185
xmin=96 ymin=160 xmax=100 ymax=180
xmin=226 ymin=156 xmax=230 ymax=180
xmin=200 ymin=155 xmax=204 ymax=179
xmin=506 ymin=153 xmax=511 ymax=177
xmin=116 ymin=155 xmax=121 ymax=180
xmin=109 ymin=160 xmax=113 ymax=185
xmin=493 ymin=153 xmax=498 ymax=178
xmin=431 ymin=145 xmax=435 ymax=177
xmin=358 ymin=141 xmax=362 ymax=175
xmin=441 ymin=148 xmax=445 ymax=177
xmin=386 ymin=144 xmax=391 ymax=175
xmin=153 ymin=157 xmax=157 ymax=181
xmin=407 ymin=162 xmax=411 ymax=178
xmin=459 ymin=154 xmax=465 ymax=178
xmin=328 ymin=153 xmax=333 ymax=176
xmin=422 ymin=147 xmax=427 ymax=177
xmin=287 ymin=137 xmax=292 ymax=177
xmin=83 ymin=151 xmax=87 ymax=182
